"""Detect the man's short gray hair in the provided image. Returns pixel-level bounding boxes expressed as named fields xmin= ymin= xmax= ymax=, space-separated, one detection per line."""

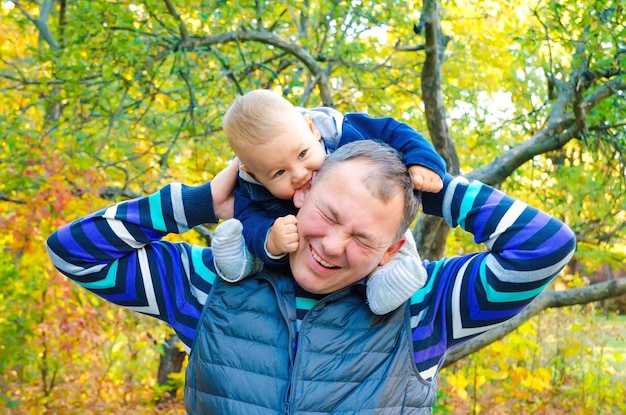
xmin=316 ymin=140 xmax=420 ymax=242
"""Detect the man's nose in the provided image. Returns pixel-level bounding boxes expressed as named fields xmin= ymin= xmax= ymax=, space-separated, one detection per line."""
xmin=321 ymin=227 xmax=349 ymax=257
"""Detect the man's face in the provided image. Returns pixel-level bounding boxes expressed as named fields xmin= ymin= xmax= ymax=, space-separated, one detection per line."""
xmin=290 ymin=160 xmax=405 ymax=294
xmin=238 ymin=113 xmax=327 ymax=200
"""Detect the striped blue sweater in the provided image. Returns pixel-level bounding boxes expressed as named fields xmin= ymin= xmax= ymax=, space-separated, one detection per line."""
xmin=46 ymin=175 xmax=576 ymax=380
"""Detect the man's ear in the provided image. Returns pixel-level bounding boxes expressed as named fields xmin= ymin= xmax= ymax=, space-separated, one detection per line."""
xmin=293 ymin=171 xmax=315 ymax=207
xmin=293 ymin=180 xmax=311 ymax=208
xmin=378 ymin=237 xmax=406 ymax=266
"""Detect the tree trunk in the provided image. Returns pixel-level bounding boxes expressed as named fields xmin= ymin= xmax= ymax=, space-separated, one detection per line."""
xmin=156 ymin=334 xmax=186 ymax=401
xmin=415 ymin=0 xmax=459 ymax=259
xmin=413 ymin=214 xmax=449 ymax=261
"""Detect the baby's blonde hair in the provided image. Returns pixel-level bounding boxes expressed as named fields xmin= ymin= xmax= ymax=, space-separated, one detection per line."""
xmin=223 ymin=89 xmax=297 ymax=154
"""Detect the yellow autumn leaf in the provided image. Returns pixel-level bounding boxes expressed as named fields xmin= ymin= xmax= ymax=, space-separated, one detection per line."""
xmin=447 ymin=371 xmax=470 ymax=400
xmin=559 ymin=344 xmax=580 ymax=358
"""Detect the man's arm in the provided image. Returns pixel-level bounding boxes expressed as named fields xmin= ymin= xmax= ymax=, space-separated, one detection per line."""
xmin=46 ymin=181 xmax=221 ymax=351
xmin=410 ymin=175 xmax=576 ymax=379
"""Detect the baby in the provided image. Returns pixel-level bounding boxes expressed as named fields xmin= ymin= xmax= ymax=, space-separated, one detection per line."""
xmin=212 ymin=89 xmax=446 ymax=314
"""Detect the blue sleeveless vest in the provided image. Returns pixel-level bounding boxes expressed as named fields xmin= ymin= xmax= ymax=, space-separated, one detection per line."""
xmin=185 ymin=270 xmax=437 ymax=414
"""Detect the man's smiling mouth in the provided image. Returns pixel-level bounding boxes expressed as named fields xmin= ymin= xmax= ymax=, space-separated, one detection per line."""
xmin=310 ymin=246 xmax=339 ymax=269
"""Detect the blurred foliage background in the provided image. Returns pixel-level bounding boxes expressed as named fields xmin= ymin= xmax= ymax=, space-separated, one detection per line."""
xmin=1 ymin=0 xmax=624 ymax=413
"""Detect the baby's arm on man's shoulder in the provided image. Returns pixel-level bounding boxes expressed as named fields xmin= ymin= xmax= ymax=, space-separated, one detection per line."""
xmin=340 ymin=112 xmax=446 ymax=189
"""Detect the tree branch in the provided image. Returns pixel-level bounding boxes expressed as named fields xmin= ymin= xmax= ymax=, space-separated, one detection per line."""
xmin=162 ymin=0 xmax=190 ymax=42
xmin=394 ymin=44 xmax=426 ymax=52
xmin=576 ymin=221 xmax=626 ymax=244
xmin=0 ymin=193 xmax=26 ymax=204
xmin=466 ymin=78 xmax=626 ymax=185
xmin=443 ymin=277 xmax=626 ymax=367
xmin=13 ymin=0 xmax=59 ymax=49
xmin=145 ymin=30 xmax=333 ymax=106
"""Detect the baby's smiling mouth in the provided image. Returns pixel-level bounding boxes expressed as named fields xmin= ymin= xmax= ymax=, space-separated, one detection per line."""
xmin=310 ymin=245 xmax=339 ymax=269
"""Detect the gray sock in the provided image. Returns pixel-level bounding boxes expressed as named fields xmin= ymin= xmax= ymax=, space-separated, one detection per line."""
xmin=366 ymin=230 xmax=426 ymax=315
xmin=212 ymin=219 xmax=262 ymax=282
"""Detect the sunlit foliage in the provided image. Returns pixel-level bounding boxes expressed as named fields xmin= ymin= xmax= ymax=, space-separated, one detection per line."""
xmin=1 ymin=0 xmax=624 ymax=412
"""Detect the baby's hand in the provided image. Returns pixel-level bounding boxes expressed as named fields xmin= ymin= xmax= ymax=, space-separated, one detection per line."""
xmin=409 ymin=165 xmax=443 ymax=193
xmin=266 ymin=215 xmax=299 ymax=256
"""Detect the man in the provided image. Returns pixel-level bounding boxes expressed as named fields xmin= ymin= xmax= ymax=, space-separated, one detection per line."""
xmin=46 ymin=140 xmax=576 ymax=414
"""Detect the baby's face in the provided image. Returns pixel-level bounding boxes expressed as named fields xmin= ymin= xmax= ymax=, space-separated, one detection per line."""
xmin=240 ymin=113 xmax=327 ymax=200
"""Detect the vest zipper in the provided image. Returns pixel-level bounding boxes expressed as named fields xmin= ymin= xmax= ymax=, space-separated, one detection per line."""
xmin=275 ymin=279 xmax=353 ymax=414
xmin=265 ymin=276 xmax=297 ymax=414
xmin=283 ymin=384 xmax=291 ymax=414
xmin=284 ymin=292 xmax=338 ymax=414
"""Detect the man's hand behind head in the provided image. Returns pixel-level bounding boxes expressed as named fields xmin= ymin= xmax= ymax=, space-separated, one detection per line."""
xmin=211 ymin=158 xmax=240 ymax=220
